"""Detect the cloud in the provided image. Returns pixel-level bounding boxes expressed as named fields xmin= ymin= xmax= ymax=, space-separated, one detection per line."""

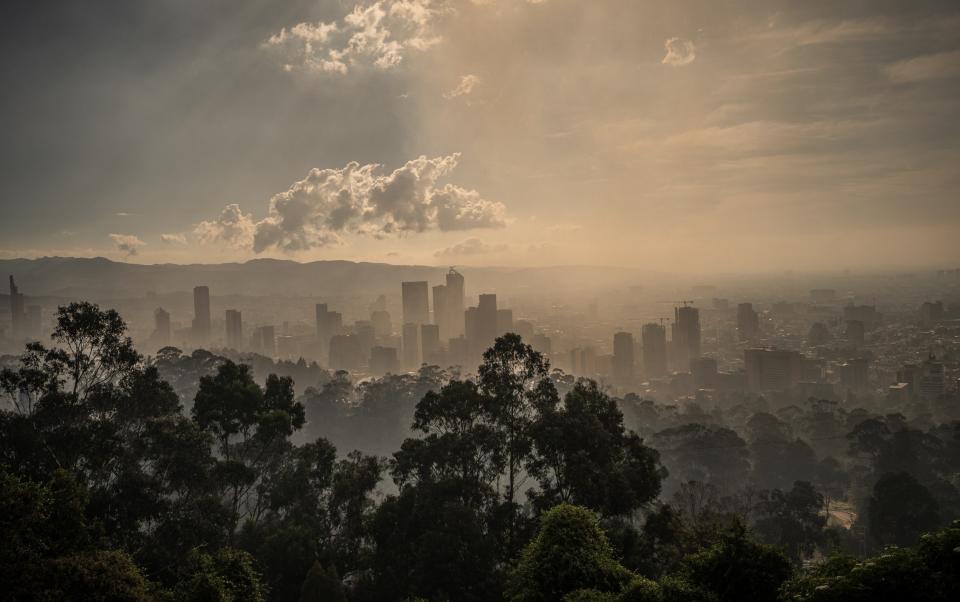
xmin=194 ymin=204 xmax=256 ymax=249
xmin=108 ymin=233 xmax=145 ymax=257
xmin=265 ymin=0 xmax=445 ymax=74
xmin=200 ymin=155 xmax=505 ymax=254
xmin=444 ymin=74 xmax=481 ymax=98
xmin=885 ymin=50 xmax=960 ymax=84
xmin=160 ymin=233 xmax=187 ymax=244
xmin=434 ymin=237 xmax=508 ymax=257
xmin=661 ymin=37 xmax=696 ymax=66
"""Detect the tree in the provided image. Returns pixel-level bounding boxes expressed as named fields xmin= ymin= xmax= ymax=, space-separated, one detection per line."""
xmin=867 ymin=472 xmax=941 ymax=548
xmin=753 ymin=481 xmax=827 ymax=564
xmin=193 ymin=361 xmax=306 ymax=538
xmin=507 ymin=504 xmax=634 ymax=602
xmin=529 ymin=380 xmax=664 ymax=517
xmin=653 ymin=424 xmax=749 ymax=495
xmin=175 ymin=547 xmax=268 ymax=602
xmin=682 ymin=521 xmax=792 ymax=602
xmin=478 ymin=334 xmax=558 ymax=553
xmin=300 ymin=560 xmax=347 ymax=602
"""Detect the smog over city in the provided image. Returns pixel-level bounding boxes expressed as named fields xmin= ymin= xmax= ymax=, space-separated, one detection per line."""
xmin=1 ymin=2 xmax=959 ymax=601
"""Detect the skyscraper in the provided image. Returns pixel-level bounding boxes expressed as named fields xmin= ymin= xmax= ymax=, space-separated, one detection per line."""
xmin=402 ymin=281 xmax=430 ymax=326
xmin=641 ymin=322 xmax=667 ymax=379
xmin=371 ymin=310 xmax=392 ymax=338
xmin=433 ymin=284 xmax=448 ymax=338
xmin=612 ymin=331 xmax=635 ymax=383
xmin=402 ymin=322 xmax=420 ymax=370
xmin=737 ymin=303 xmax=759 ymax=341
xmin=8 ymin=275 xmax=24 ymax=339
xmin=153 ymin=307 xmax=171 ymax=348
xmin=445 ymin=268 xmax=465 ymax=337
xmin=225 ymin=309 xmax=243 ymax=350
xmin=745 ymin=348 xmax=802 ymax=392
xmin=316 ymin=304 xmax=343 ymax=357
xmin=193 ymin=286 xmax=211 ymax=342
xmin=672 ymin=304 xmax=701 ymax=371
xmin=421 ymin=323 xmax=441 ymax=365
xmin=477 ymin=293 xmax=498 ymax=351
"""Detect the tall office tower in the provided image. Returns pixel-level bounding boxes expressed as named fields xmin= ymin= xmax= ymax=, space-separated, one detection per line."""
xmin=252 ymin=325 xmax=276 ymax=357
xmin=354 ymin=321 xmax=376 ymax=359
xmin=329 ymin=335 xmax=362 ymax=371
xmin=690 ymin=357 xmax=718 ymax=389
xmin=736 ymin=303 xmax=759 ymax=341
xmin=153 ymin=308 xmax=171 ymax=348
xmin=433 ymin=284 xmax=448 ymax=338
xmin=316 ymin=304 xmax=344 ymax=356
xmin=225 ymin=310 xmax=243 ymax=350
xmin=672 ymin=304 xmax=701 ymax=371
xmin=465 ymin=307 xmax=480 ymax=343
xmin=369 ymin=346 xmax=399 ymax=375
xmin=744 ymin=348 xmax=802 ymax=392
xmin=496 ymin=309 xmax=514 ymax=336
xmin=402 ymin=281 xmax=430 ymax=326
xmin=477 ymin=294 xmax=498 ymax=352
xmin=845 ymin=320 xmax=865 ymax=346
xmin=569 ymin=347 xmax=597 ymax=377
xmin=642 ymin=323 xmax=668 ymax=379
xmin=839 ymin=358 xmax=870 ymax=394
xmin=192 ymin=286 xmax=211 ymax=342
xmin=612 ymin=331 xmax=635 ymax=383
xmin=402 ymin=322 xmax=420 ymax=370
xmin=420 ymin=323 xmax=441 ymax=365
xmin=25 ymin=306 xmax=41 ymax=340
xmin=371 ymin=310 xmax=392 ymax=338
xmin=918 ymin=355 xmax=945 ymax=399
xmin=445 ymin=268 xmax=466 ymax=337
xmin=8 ymin=275 xmax=24 ymax=338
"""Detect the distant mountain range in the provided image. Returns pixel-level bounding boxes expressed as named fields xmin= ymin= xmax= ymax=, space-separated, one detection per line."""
xmin=0 ymin=257 xmax=658 ymax=300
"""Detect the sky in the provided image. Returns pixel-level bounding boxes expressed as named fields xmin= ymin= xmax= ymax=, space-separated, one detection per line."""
xmin=1 ymin=0 xmax=958 ymax=272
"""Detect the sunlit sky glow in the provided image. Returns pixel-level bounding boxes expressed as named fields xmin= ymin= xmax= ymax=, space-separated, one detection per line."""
xmin=1 ymin=0 xmax=958 ymax=272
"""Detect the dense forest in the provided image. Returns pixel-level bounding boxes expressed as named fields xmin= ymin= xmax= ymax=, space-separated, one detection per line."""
xmin=2 ymin=302 xmax=958 ymax=601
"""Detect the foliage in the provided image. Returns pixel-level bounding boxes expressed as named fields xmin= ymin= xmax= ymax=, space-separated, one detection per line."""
xmin=507 ymin=504 xmax=634 ymax=602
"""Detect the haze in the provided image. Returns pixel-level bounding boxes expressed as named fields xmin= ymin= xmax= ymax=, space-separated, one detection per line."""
xmin=2 ymin=0 xmax=958 ymax=272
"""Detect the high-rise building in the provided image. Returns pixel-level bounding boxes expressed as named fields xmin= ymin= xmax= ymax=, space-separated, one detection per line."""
xmin=329 ymin=335 xmax=362 ymax=371
xmin=839 ymin=358 xmax=870 ymax=394
xmin=569 ymin=347 xmax=597 ymax=376
xmin=736 ymin=303 xmax=759 ymax=341
xmin=225 ymin=309 xmax=243 ymax=350
xmin=445 ymin=268 xmax=465 ymax=337
xmin=252 ymin=325 xmax=275 ymax=357
xmin=672 ymin=305 xmax=701 ymax=371
xmin=8 ymin=275 xmax=24 ymax=339
xmin=745 ymin=348 xmax=802 ymax=392
xmin=371 ymin=310 xmax=392 ymax=338
xmin=433 ymin=284 xmax=448 ymax=338
xmin=316 ymin=304 xmax=343 ymax=357
xmin=642 ymin=323 xmax=668 ymax=379
xmin=478 ymin=294 xmax=498 ymax=343
xmin=613 ymin=331 xmax=635 ymax=382
xmin=193 ymin=286 xmax=211 ymax=342
xmin=153 ymin=308 xmax=171 ymax=348
xmin=402 ymin=322 xmax=420 ymax=370
xmin=402 ymin=281 xmax=430 ymax=326
xmin=370 ymin=346 xmax=400 ymax=375
xmin=691 ymin=356 xmax=718 ymax=388
xmin=421 ymin=323 xmax=441 ymax=365
xmin=531 ymin=333 xmax=552 ymax=357
xmin=845 ymin=320 xmax=865 ymax=346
